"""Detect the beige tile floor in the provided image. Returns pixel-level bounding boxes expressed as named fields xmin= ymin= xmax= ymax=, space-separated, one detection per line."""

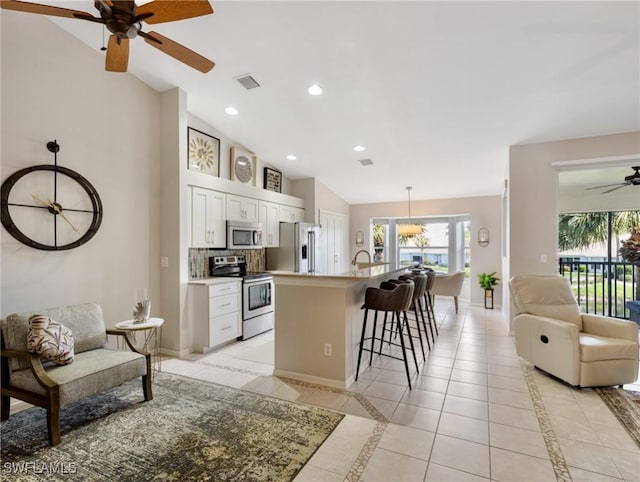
xmin=161 ymin=298 xmax=640 ymax=482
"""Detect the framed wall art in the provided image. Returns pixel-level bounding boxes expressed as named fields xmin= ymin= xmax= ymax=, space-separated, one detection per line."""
xmin=263 ymin=167 xmax=282 ymax=193
xmin=187 ymin=127 xmax=220 ymax=177
xmin=230 ymin=146 xmax=257 ymax=186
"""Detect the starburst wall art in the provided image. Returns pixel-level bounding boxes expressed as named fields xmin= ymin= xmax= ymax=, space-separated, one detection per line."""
xmin=188 ymin=127 xmax=220 ymax=177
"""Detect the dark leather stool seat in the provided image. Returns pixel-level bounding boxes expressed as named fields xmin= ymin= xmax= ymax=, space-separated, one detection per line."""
xmin=355 ymin=281 xmax=418 ymax=389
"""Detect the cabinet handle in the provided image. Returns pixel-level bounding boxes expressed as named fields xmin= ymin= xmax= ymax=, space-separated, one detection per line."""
xmin=221 ymin=325 xmax=231 ymax=332
xmin=221 ymin=302 xmax=232 ymax=308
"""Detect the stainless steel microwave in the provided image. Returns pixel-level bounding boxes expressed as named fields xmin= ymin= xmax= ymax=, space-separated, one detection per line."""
xmin=227 ymin=221 xmax=262 ymax=249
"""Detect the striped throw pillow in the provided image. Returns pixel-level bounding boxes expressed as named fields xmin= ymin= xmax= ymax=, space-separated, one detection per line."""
xmin=26 ymin=314 xmax=74 ymax=365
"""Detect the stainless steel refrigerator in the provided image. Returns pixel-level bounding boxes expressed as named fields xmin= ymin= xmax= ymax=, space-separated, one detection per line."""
xmin=266 ymin=222 xmax=322 ymax=273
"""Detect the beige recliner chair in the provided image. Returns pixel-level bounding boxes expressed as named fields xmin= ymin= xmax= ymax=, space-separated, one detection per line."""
xmin=509 ymin=275 xmax=639 ymax=387
xmin=430 ymin=271 xmax=465 ymax=313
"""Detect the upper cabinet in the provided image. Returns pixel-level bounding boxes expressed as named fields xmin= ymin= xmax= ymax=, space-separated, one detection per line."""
xmin=227 ymin=194 xmax=259 ymax=223
xmin=189 ymin=182 xmax=306 ymax=248
xmin=259 ymin=201 xmax=280 ymax=247
xmin=279 ymin=205 xmax=305 ymax=223
xmin=191 ymin=187 xmax=226 ymax=248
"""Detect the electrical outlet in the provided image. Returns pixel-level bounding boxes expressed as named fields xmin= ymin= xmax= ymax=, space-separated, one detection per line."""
xmin=540 ymin=254 xmax=548 ymax=263
xmin=160 ymin=257 xmax=169 ymax=268
xmin=324 ymin=343 xmax=332 ymax=356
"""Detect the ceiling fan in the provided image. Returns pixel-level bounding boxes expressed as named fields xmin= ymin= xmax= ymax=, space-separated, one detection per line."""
xmin=586 ymin=166 xmax=640 ymax=194
xmin=1 ymin=0 xmax=215 ymax=73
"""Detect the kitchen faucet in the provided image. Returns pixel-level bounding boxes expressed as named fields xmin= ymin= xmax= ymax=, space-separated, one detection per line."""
xmin=351 ymin=249 xmax=371 ymax=267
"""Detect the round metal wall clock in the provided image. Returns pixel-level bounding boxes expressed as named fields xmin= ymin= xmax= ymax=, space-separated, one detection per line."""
xmin=0 ymin=141 xmax=103 ymax=251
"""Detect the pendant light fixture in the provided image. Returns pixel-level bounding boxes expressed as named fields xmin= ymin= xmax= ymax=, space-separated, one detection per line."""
xmin=398 ymin=186 xmax=422 ymax=237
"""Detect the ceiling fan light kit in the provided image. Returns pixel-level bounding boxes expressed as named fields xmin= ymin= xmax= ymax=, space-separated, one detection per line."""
xmin=1 ymin=0 xmax=215 ymax=73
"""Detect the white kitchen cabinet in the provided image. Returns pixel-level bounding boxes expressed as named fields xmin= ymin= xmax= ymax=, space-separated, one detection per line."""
xmin=279 ymin=205 xmax=305 ymax=223
xmin=191 ymin=187 xmax=226 ymax=248
xmin=259 ymin=201 xmax=280 ymax=247
xmin=192 ymin=280 xmax=242 ymax=352
xmin=227 ymin=194 xmax=259 ymax=222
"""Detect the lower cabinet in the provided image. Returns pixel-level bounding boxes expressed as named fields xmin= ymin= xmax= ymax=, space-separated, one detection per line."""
xmin=192 ymin=280 xmax=242 ymax=352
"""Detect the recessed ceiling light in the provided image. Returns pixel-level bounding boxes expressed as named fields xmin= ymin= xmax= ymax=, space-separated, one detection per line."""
xmin=353 ymin=145 xmax=365 ymax=152
xmin=286 ymin=154 xmax=297 ymax=161
xmin=225 ymin=106 xmax=239 ymax=115
xmin=307 ymin=84 xmax=323 ymax=96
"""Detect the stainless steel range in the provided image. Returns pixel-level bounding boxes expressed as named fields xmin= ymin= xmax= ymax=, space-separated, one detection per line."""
xmin=209 ymin=255 xmax=274 ymax=340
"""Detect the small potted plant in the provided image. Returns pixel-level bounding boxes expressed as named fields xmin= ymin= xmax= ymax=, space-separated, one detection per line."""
xmin=478 ymin=272 xmax=500 ymax=309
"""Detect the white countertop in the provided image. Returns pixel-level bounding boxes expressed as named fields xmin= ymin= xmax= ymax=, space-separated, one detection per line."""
xmin=271 ymin=264 xmax=406 ymax=281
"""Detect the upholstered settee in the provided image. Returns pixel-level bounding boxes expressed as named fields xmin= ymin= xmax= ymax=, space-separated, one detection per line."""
xmin=509 ymin=275 xmax=639 ymax=388
xmin=1 ymin=303 xmax=152 ymax=445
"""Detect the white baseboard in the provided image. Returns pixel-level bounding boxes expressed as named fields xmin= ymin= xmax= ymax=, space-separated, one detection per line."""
xmin=160 ymin=347 xmax=192 ymax=358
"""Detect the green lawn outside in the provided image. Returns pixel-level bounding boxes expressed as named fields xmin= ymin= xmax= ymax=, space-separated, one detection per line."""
xmin=561 ymin=272 xmax=634 ymax=317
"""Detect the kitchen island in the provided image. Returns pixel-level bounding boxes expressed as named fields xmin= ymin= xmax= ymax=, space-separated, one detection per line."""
xmin=271 ymin=265 xmax=407 ymax=388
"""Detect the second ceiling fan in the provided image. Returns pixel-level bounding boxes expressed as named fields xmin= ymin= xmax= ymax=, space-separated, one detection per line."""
xmin=1 ymin=0 xmax=215 ymax=73
xmin=586 ymin=165 xmax=640 ymax=194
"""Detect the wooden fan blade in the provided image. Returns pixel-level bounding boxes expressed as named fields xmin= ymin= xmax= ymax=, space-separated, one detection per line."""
xmin=136 ymin=0 xmax=213 ymax=25
xmin=105 ymin=35 xmax=129 ymax=72
xmin=0 ymin=0 xmax=91 ymax=18
xmin=143 ymin=31 xmax=214 ymax=73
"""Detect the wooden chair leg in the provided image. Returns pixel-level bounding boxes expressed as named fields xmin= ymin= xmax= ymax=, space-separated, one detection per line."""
xmin=143 ymin=354 xmax=153 ymax=401
xmin=47 ymin=389 xmax=61 ymax=446
xmin=1 ymin=393 xmax=10 ymax=421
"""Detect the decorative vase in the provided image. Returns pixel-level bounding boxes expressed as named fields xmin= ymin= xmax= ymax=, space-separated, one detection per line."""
xmin=133 ymin=288 xmax=151 ymax=324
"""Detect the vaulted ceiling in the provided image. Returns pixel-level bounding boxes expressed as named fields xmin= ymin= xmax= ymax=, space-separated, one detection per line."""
xmin=15 ymin=1 xmax=640 ymax=204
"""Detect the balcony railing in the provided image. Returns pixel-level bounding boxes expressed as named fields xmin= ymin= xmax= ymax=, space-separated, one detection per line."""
xmin=558 ymin=258 xmax=637 ymax=319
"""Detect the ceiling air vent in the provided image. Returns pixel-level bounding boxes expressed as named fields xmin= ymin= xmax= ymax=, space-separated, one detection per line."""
xmin=358 ymin=159 xmax=374 ymax=166
xmin=235 ymin=74 xmax=260 ymax=90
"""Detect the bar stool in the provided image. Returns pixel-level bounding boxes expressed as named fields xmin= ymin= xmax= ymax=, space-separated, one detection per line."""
xmin=355 ymin=281 xmax=418 ymax=389
xmin=399 ymin=274 xmax=432 ymax=351
xmin=381 ymin=275 xmax=429 ymax=361
xmin=423 ymin=269 xmax=438 ymax=339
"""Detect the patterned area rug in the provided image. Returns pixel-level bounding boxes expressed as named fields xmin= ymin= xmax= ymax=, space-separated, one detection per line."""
xmin=596 ymin=387 xmax=640 ymax=449
xmin=1 ymin=372 xmax=343 ymax=481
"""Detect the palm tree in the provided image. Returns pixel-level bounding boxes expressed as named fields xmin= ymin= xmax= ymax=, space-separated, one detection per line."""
xmin=372 ymin=224 xmax=385 ymax=247
xmin=414 ymin=231 xmax=430 ymax=264
xmin=558 ymin=211 xmax=639 ymax=251
xmin=559 ymin=211 xmax=640 ymax=300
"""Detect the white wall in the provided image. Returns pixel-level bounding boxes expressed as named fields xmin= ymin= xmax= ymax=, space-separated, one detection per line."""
xmin=1 ymin=13 xmax=161 ymax=324
xmin=508 ymin=131 xmax=640 ymax=279
xmin=291 ymin=177 xmax=350 ymax=224
xmin=350 ymin=195 xmax=503 ymax=307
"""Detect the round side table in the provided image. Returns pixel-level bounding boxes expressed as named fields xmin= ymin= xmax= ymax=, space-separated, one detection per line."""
xmin=114 ymin=317 xmax=164 ymax=375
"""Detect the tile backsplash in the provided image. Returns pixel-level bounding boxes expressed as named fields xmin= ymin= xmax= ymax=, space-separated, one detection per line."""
xmin=188 ymin=248 xmax=265 ymax=278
